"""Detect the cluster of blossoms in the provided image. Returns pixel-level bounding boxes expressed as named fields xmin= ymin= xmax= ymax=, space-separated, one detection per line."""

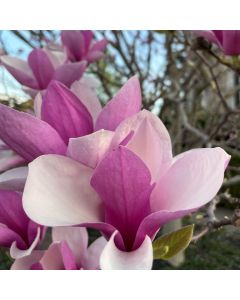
xmin=0 ymin=30 xmax=230 ymax=270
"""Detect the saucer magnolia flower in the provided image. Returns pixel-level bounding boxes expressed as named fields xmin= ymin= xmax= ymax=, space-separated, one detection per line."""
xmin=61 ymin=30 xmax=107 ymax=63
xmin=23 ymin=109 xmax=230 ymax=269
xmin=1 ymin=48 xmax=86 ymax=92
xmin=0 ymin=76 xmax=140 ymax=175
xmin=194 ymin=30 xmax=240 ymax=55
xmin=0 ymin=190 xmax=44 ymax=259
xmin=12 ymin=227 xmax=106 ymax=270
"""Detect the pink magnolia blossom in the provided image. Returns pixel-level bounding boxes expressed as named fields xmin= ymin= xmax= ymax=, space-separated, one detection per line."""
xmin=12 ymin=227 xmax=106 ymax=270
xmin=0 ymin=190 xmax=45 ymax=259
xmin=194 ymin=30 xmax=240 ymax=55
xmin=23 ymin=98 xmax=230 ymax=269
xmin=0 ymin=48 xmax=86 ymax=92
xmin=61 ymin=30 xmax=107 ymax=63
xmin=0 ymin=76 xmax=141 ymax=183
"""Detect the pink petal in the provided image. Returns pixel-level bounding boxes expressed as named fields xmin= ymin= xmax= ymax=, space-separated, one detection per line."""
xmin=71 ymin=77 xmax=102 ymax=122
xmin=134 ymin=209 xmax=195 ymax=249
xmin=52 ymin=226 xmax=88 ymax=266
xmin=0 ymin=190 xmax=29 ymax=238
xmin=0 ymin=166 xmax=28 ymax=191
xmin=33 ymin=92 xmax=43 ymax=118
xmin=60 ymin=241 xmax=78 ymax=270
xmin=151 ymin=147 xmax=230 ymax=212
xmin=100 ymin=232 xmax=153 ymax=270
xmin=11 ymin=250 xmax=44 ymax=270
xmin=95 ymin=76 xmax=141 ymax=131
xmin=61 ymin=30 xmax=85 ymax=61
xmin=28 ymin=49 xmax=55 ymax=89
xmin=41 ymin=81 xmax=93 ymax=144
xmin=91 ymin=146 xmax=153 ymax=250
xmin=0 ymin=104 xmax=67 ymax=161
xmin=23 ymin=155 xmax=103 ymax=226
xmin=40 ymin=243 xmax=65 ymax=270
xmin=84 ymin=237 xmax=107 ymax=270
xmin=1 ymin=55 xmax=38 ymax=89
xmin=10 ymin=227 xmax=41 ymax=259
xmin=91 ymin=39 xmax=108 ymax=53
xmin=111 ymin=110 xmax=172 ymax=181
xmin=221 ymin=30 xmax=240 ymax=55
xmin=0 ymin=224 xmax=26 ymax=249
xmin=82 ymin=31 xmax=93 ymax=52
xmin=68 ymin=130 xmax=114 ymax=168
xmin=0 ymin=152 xmax=25 ymax=173
xmin=53 ymin=61 xmax=87 ymax=87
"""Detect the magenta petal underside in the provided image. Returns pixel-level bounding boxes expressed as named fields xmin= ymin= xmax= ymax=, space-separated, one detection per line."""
xmin=95 ymin=76 xmax=141 ymax=131
xmin=91 ymin=146 xmax=153 ymax=250
xmin=28 ymin=49 xmax=55 ymax=89
xmin=41 ymin=81 xmax=93 ymax=143
xmin=0 ymin=104 xmax=67 ymax=161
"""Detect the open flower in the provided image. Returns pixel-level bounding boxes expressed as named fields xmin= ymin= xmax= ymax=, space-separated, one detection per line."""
xmin=23 ymin=106 xmax=230 ymax=269
xmin=1 ymin=48 xmax=86 ymax=93
xmin=0 ymin=190 xmax=44 ymax=259
xmin=61 ymin=30 xmax=107 ymax=63
xmin=0 ymin=76 xmax=141 ymax=174
xmin=194 ymin=30 xmax=240 ymax=55
xmin=11 ymin=227 xmax=106 ymax=270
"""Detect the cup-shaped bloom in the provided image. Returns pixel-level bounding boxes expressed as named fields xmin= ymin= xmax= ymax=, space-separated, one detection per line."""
xmin=11 ymin=227 xmax=106 ymax=270
xmin=0 ymin=76 xmax=141 ymax=172
xmin=1 ymin=48 xmax=86 ymax=92
xmin=0 ymin=190 xmax=44 ymax=259
xmin=194 ymin=30 xmax=240 ymax=56
xmin=61 ymin=30 xmax=107 ymax=63
xmin=23 ymin=108 xmax=230 ymax=269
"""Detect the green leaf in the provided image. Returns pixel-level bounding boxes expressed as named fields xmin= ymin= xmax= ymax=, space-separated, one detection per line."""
xmin=153 ymin=224 xmax=194 ymax=260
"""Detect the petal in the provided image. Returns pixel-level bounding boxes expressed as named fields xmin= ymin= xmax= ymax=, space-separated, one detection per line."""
xmin=53 ymin=61 xmax=86 ymax=87
xmin=0 ymin=104 xmax=67 ymax=161
xmin=10 ymin=227 xmax=41 ymax=259
xmin=40 ymin=243 xmax=65 ymax=270
xmin=28 ymin=49 xmax=55 ymax=89
xmin=91 ymin=146 xmax=153 ymax=250
xmin=44 ymin=49 xmax=67 ymax=68
xmin=0 ymin=166 xmax=28 ymax=191
xmin=23 ymin=154 xmax=103 ymax=226
xmin=221 ymin=30 xmax=240 ymax=55
xmin=0 ymin=224 xmax=26 ymax=249
xmin=60 ymin=240 xmax=78 ymax=270
xmin=84 ymin=236 xmax=107 ymax=270
xmin=95 ymin=76 xmax=141 ymax=131
xmin=41 ymin=81 xmax=93 ymax=144
xmin=151 ymin=147 xmax=230 ymax=212
xmin=68 ymin=130 xmax=114 ymax=168
xmin=1 ymin=55 xmax=38 ymax=89
xmin=134 ymin=209 xmax=195 ymax=249
xmin=111 ymin=110 xmax=172 ymax=181
xmin=71 ymin=77 xmax=102 ymax=122
xmin=0 ymin=152 xmax=25 ymax=173
xmin=82 ymin=31 xmax=93 ymax=52
xmin=100 ymin=232 xmax=153 ymax=270
xmin=0 ymin=190 xmax=29 ymax=238
xmin=33 ymin=92 xmax=43 ymax=118
xmin=52 ymin=226 xmax=88 ymax=266
xmin=11 ymin=250 xmax=44 ymax=270
xmin=90 ymin=39 xmax=108 ymax=53
xmin=61 ymin=30 xmax=85 ymax=61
